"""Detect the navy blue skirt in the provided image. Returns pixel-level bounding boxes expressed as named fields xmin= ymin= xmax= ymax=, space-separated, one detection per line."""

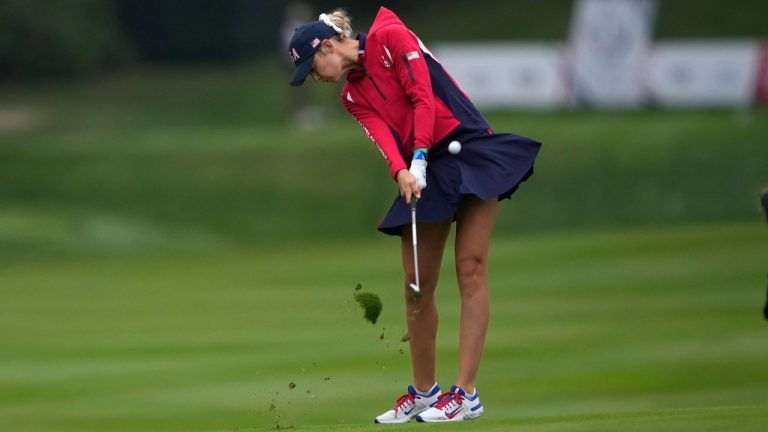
xmin=377 ymin=131 xmax=541 ymax=236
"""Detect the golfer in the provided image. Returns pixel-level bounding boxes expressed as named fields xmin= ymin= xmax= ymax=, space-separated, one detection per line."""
xmin=288 ymin=7 xmax=540 ymax=423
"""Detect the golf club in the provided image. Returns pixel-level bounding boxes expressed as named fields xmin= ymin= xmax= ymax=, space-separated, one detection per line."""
xmin=409 ymin=196 xmax=421 ymax=297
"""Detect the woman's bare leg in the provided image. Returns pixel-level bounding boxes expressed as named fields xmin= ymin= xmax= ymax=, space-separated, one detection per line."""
xmin=401 ymin=220 xmax=452 ymax=392
xmin=453 ymin=195 xmax=497 ymax=392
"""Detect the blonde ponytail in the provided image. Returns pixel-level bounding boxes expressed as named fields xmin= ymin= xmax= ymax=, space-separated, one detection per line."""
xmin=321 ymin=8 xmax=353 ymax=40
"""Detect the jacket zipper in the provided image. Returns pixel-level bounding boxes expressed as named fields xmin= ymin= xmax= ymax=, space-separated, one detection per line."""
xmin=367 ymin=74 xmax=387 ymax=101
xmin=401 ymin=54 xmax=415 ymax=83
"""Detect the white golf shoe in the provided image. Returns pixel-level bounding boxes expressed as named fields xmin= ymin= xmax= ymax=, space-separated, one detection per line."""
xmin=374 ymin=384 xmax=441 ymax=424
xmin=416 ymin=385 xmax=484 ymax=422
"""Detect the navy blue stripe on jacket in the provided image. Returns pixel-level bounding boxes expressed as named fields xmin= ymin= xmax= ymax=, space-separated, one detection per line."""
xmin=424 ymin=54 xmax=491 ymax=142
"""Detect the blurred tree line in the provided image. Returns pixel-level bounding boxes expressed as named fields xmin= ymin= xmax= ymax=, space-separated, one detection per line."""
xmin=0 ymin=0 xmax=410 ymax=80
xmin=1 ymin=0 xmax=765 ymax=81
xmin=0 ymin=0 xmax=127 ymax=79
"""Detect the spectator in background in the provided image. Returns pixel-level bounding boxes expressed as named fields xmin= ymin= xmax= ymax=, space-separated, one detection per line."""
xmin=762 ymin=187 xmax=767 ymax=320
xmin=761 ymin=187 xmax=768 ymax=223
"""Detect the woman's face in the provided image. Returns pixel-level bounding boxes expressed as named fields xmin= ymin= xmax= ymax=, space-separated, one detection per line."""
xmin=310 ymin=41 xmax=344 ymax=84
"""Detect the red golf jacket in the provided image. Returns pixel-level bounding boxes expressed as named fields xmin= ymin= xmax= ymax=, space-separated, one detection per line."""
xmin=341 ymin=7 xmax=491 ymax=180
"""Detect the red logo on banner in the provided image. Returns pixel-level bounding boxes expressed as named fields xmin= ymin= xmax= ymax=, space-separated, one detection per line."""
xmin=757 ymin=43 xmax=768 ymax=105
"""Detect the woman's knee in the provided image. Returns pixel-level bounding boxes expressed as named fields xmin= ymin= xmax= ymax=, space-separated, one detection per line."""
xmin=455 ymin=254 xmax=487 ymax=293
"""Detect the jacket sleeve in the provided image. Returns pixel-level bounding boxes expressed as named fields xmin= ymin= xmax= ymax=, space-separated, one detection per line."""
xmin=384 ymin=26 xmax=436 ymax=152
xmin=342 ymin=91 xmax=408 ymax=181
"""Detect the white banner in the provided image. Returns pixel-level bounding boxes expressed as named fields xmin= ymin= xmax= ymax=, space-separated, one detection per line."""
xmin=649 ymin=41 xmax=760 ymax=107
xmin=567 ymin=0 xmax=656 ymax=108
xmin=433 ymin=43 xmax=566 ymax=109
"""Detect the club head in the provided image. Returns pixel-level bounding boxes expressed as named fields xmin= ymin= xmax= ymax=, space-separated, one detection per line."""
xmin=409 ymin=283 xmax=421 ymax=301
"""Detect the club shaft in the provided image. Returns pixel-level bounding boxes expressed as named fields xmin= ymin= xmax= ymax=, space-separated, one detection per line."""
xmin=411 ymin=206 xmax=420 ymax=289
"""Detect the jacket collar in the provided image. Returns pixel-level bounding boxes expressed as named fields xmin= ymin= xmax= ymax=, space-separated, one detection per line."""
xmin=357 ymin=32 xmax=367 ymax=54
xmin=346 ymin=32 xmax=368 ymax=81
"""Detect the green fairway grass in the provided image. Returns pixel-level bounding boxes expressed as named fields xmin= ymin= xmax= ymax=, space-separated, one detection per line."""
xmin=240 ymin=405 xmax=768 ymax=432
xmin=2 ymin=64 xmax=767 ymax=431
xmin=1 ymin=221 xmax=766 ymax=431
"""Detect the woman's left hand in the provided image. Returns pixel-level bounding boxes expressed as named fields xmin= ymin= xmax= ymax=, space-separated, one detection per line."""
xmin=396 ymin=169 xmax=421 ymax=204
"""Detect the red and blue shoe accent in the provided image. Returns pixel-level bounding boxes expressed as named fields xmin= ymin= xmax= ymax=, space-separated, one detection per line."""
xmin=415 ymin=385 xmax=484 ymax=422
xmin=374 ymin=383 xmax=441 ymax=424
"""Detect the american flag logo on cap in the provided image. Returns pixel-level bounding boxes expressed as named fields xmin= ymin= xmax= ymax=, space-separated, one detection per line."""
xmin=311 ymin=38 xmax=321 ymax=48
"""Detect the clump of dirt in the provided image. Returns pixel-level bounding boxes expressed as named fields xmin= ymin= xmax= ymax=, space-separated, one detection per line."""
xmin=353 ymin=290 xmax=382 ymax=324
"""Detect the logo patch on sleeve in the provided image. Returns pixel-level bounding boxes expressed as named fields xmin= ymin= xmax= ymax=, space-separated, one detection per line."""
xmin=406 ymin=51 xmax=420 ymax=60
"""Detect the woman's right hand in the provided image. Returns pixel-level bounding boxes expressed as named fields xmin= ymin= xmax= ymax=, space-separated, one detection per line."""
xmin=396 ymin=169 xmax=421 ymax=204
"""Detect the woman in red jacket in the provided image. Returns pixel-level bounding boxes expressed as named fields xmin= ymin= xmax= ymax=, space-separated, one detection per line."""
xmin=288 ymin=7 xmax=540 ymax=423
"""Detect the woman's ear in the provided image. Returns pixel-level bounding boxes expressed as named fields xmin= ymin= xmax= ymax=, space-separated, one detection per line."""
xmin=320 ymin=39 xmax=334 ymax=54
